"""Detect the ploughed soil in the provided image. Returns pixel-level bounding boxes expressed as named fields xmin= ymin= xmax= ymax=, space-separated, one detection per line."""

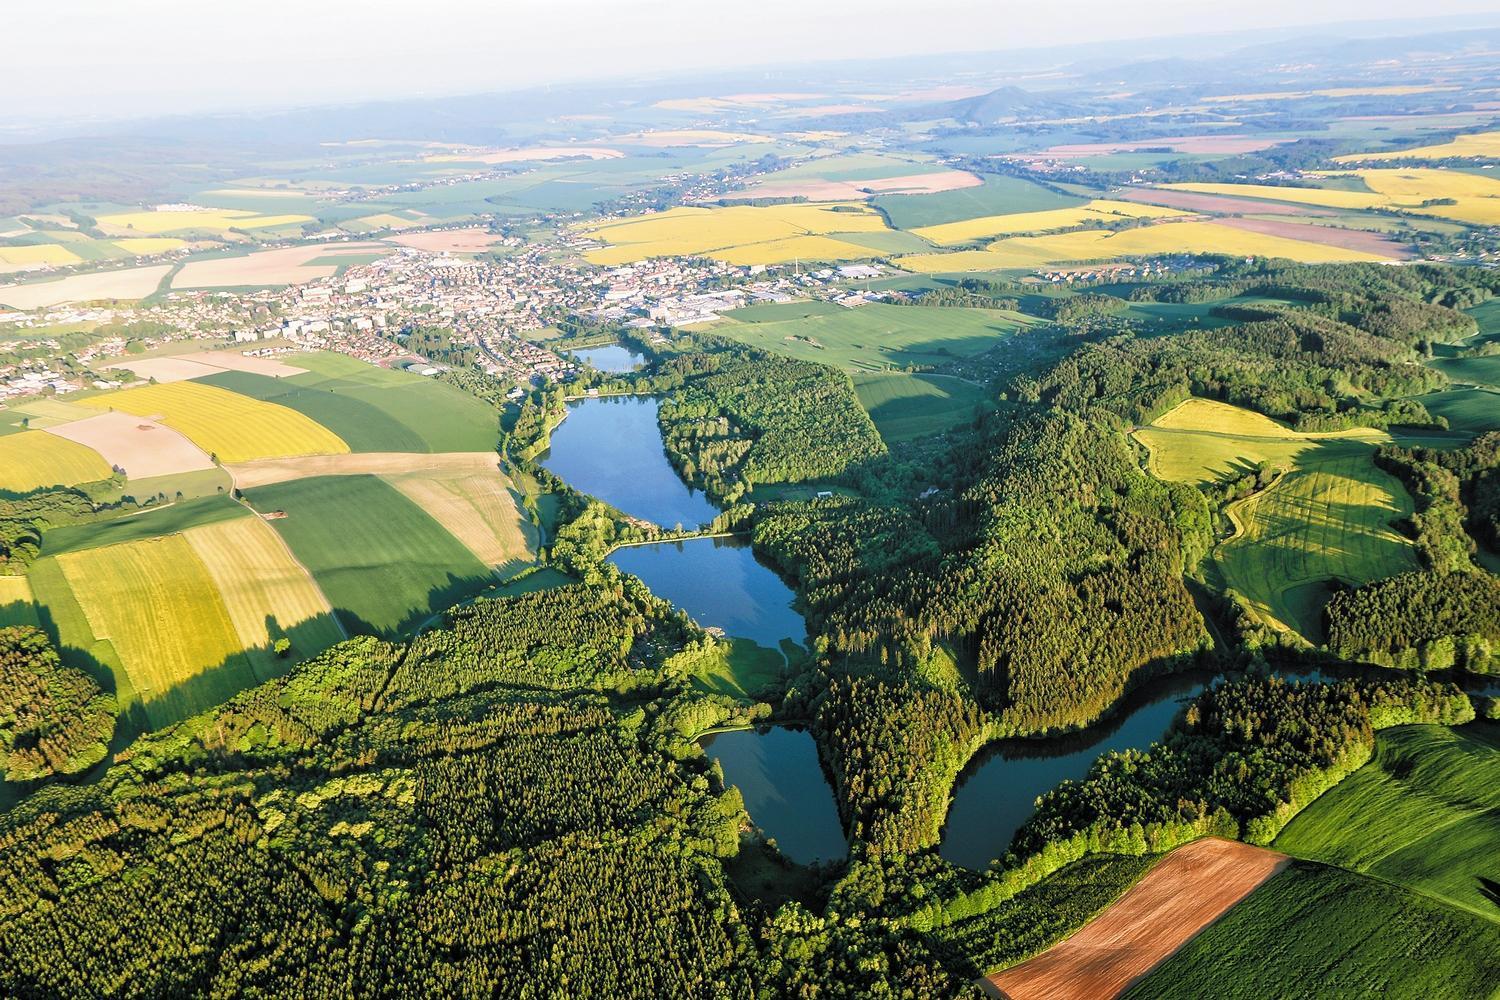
xmin=1214 ymin=217 xmax=1411 ymax=259
xmin=982 ymin=838 xmax=1289 ymax=1000
xmin=1111 ymin=187 xmax=1334 ymax=217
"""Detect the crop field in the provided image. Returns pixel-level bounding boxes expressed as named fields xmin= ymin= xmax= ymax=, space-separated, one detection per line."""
xmin=1349 ymin=168 xmax=1500 ymax=226
xmin=580 ymin=203 xmax=891 ymax=265
xmin=77 ymin=380 xmax=350 ymax=463
xmin=384 ymin=468 xmax=535 ymax=574
xmin=39 ymin=496 xmax=250 ymax=558
xmin=1160 ymin=182 xmax=1388 ymax=210
xmin=853 ymin=372 xmax=989 ymax=442
xmin=54 ymin=534 xmax=250 ymax=725
xmin=0 ymin=244 xmax=81 ymax=267
xmin=912 ymin=199 xmax=1183 ymax=245
xmin=1134 ymin=399 xmax=1416 ymax=638
xmin=245 ymin=474 xmax=492 ymax=637
xmin=733 ymin=168 xmax=979 ymax=202
xmin=0 ymin=577 xmax=36 ymax=628
xmin=181 ymin=517 xmax=343 ymax=681
xmin=111 ymin=237 xmax=187 ymax=255
xmin=106 ymin=350 xmax=307 ymax=382
xmin=44 ymin=412 xmax=215 ymax=480
xmin=713 ymin=301 xmax=1034 ymax=371
xmin=1335 ymin=128 xmax=1500 ymax=162
xmin=95 ymin=208 xmax=314 ymax=236
xmin=171 ymin=243 xmax=387 ymax=289
xmin=0 ymin=264 xmax=173 ymax=310
xmin=199 ymin=359 xmax=497 ymax=453
xmin=225 ymin=451 xmax=501 ymax=489
xmin=1127 ymin=862 xmax=1500 ymax=1000
xmin=1431 ymin=353 xmax=1500 ymax=390
xmin=988 ymin=839 xmax=1288 ymax=1000
xmin=387 ymin=228 xmax=506 ymax=252
xmin=1412 ymin=389 xmax=1500 ymax=434
xmin=0 ymin=430 xmax=112 ymax=492
xmin=875 ymin=174 xmax=1085 ymax=230
xmin=897 ymin=221 xmax=1392 ymax=273
xmin=1273 ymin=723 xmax=1500 ymax=921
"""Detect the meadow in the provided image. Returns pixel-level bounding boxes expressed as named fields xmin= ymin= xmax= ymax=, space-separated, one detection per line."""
xmin=0 ymin=430 xmax=112 ymax=493
xmin=200 ymin=354 xmax=498 ymax=453
xmin=712 ymin=301 xmax=1034 ymax=371
xmin=1430 ymin=353 xmax=1500 ymax=390
xmin=1127 ymin=862 xmax=1500 ymax=999
xmin=1412 ymin=388 xmax=1500 ymax=434
xmin=1273 ymin=722 xmax=1500 ymax=921
xmin=78 ymin=380 xmax=350 ymax=463
xmin=580 ymin=202 xmax=892 ymax=265
xmin=875 ymin=174 xmax=1085 ymax=230
xmin=852 ymin=372 xmax=989 ymax=442
xmin=1134 ymin=399 xmax=1416 ymax=639
xmin=245 ymin=474 xmax=492 ymax=637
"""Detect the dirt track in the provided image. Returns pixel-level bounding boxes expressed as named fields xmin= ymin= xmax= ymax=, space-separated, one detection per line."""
xmin=983 ymin=838 xmax=1288 ymax=1000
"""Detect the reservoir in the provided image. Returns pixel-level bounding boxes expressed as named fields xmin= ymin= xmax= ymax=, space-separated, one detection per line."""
xmin=608 ymin=535 xmax=805 ymax=649
xmin=569 ymin=343 xmax=645 ymax=373
xmin=702 ymin=725 xmax=846 ymax=865
xmin=539 ymin=395 xmax=720 ymax=529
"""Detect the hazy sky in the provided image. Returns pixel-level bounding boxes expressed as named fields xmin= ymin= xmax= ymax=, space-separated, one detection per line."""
xmin=8 ymin=1 xmax=1498 ymax=126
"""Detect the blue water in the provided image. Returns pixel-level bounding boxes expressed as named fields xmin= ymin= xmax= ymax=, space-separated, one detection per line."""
xmin=570 ymin=343 xmax=645 ymax=373
xmin=702 ymin=726 xmax=846 ymax=865
xmin=609 ymin=535 xmax=805 ymax=649
xmin=538 ymin=395 xmax=720 ymax=529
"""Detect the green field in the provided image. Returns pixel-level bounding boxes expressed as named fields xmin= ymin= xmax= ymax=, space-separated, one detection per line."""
xmin=1413 ymin=388 xmax=1500 ymax=435
xmin=721 ymin=300 xmax=845 ymax=323
xmin=246 ymin=474 xmax=491 ymax=637
xmin=714 ymin=302 xmax=1034 ymax=372
xmin=1127 ymin=862 xmax=1500 ymax=999
xmin=1274 ymin=723 xmax=1500 ymax=921
xmin=875 ymin=175 xmax=1085 ymax=230
xmin=853 ymin=372 xmax=989 ymax=442
xmin=199 ymin=353 xmax=497 ymax=453
xmin=1431 ymin=354 xmax=1500 ymax=390
xmin=688 ymin=637 xmax=788 ymax=700
xmin=41 ymin=496 xmax=251 ymax=557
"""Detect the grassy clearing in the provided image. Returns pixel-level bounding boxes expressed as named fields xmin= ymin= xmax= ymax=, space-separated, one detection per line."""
xmin=580 ymin=202 xmax=890 ymax=265
xmin=713 ymin=301 xmax=1034 ymax=372
xmin=1431 ymin=354 xmax=1500 ymax=390
xmin=79 ymin=381 xmax=348 ymax=463
xmin=246 ymin=474 xmax=491 ymax=638
xmin=875 ymin=174 xmax=1085 ymax=230
xmin=1274 ymin=723 xmax=1500 ymax=921
xmin=852 ymin=372 xmax=988 ymax=442
xmin=200 ymin=354 xmax=497 ymax=453
xmin=0 ymin=430 xmax=111 ymax=492
xmin=55 ymin=534 xmax=249 ymax=725
xmin=1126 ymin=862 xmax=1500 ymax=999
xmin=689 ymin=638 xmax=787 ymax=700
xmin=1134 ymin=399 xmax=1416 ymax=639
xmin=182 ymin=517 xmax=343 ymax=681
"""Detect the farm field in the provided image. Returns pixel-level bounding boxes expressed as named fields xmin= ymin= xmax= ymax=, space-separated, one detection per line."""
xmin=0 ymin=264 xmax=173 ymax=310
xmin=54 ymin=534 xmax=250 ymax=726
xmin=875 ymin=174 xmax=1086 ymax=230
xmin=106 ymin=350 xmax=308 ymax=382
xmin=1273 ymin=722 xmax=1500 ymax=921
xmin=0 ymin=244 xmax=80 ymax=268
xmin=1126 ymin=862 xmax=1500 ymax=999
xmin=0 ymin=430 xmax=112 ymax=492
xmin=1430 ymin=353 xmax=1500 ymax=390
xmin=579 ymin=202 xmax=891 ymax=265
xmin=1159 ymin=182 xmax=1387 ymax=210
xmin=712 ymin=301 xmax=1034 ymax=371
xmin=1334 ymin=128 xmax=1500 ymax=162
xmin=226 ymin=451 xmax=502 ymax=489
xmin=43 ymin=412 xmax=214 ymax=480
xmin=182 ymin=517 xmax=343 ymax=682
xmin=1412 ymin=388 xmax=1500 ymax=434
xmin=245 ymin=474 xmax=492 ymax=637
xmin=77 ymin=380 xmax=349 ymax=463
xmin=384 ymin=467 xmax=535 ymax=574
xmin=39 ymin=496 xmax=251 ymax=558
xmin=911 ymin=199 xmax=1183 ymax=245
xmin=95 ymin=208 xmax=313 ymax=236
xmin=171 ymin=243 xmax=386 ymax=289
xmin=852 ymin=372 xmax=988 ymax=442
xmin=200 ymin=359 xmax=498 ymax=453
xmin=1134 ymin=399 xmax=1416 ymax=639
xmin=987 ymin=839 xmax=1289 ymax=1000
xmin=0 ymin=577 xmax=36 ymax=627
xmin=897 ymin=220 xmax=1392 ymax=273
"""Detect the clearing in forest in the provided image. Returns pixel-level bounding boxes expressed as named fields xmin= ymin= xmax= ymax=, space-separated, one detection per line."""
xmin=1134 ymin=398 xmax=1417 ymax=639
xmin=0 ymin=430 xmax=112 ymax=493
xmin=853 ymin=372 xmax=989 ymax=443
xmin=77 ymin=380 xmax=349 ymax=463
xmin=984 ymin=838 xmax=1288 ymax=1000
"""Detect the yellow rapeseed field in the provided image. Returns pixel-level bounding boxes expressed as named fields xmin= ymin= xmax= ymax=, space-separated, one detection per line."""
xmin=78 ymin=381 xmax=348 ymax=463
xmin=1334 ymin=130 xmax=1500 ymax=162
xmin=1343 ymin=168 xmax=1500 ymax=226
xmin=582 ymin=203 xmax=889 ymax=265
xmin=0 ymin=431 xmax=112 ymax=492
xmin=0 ymin=244 xmax=81 ymax=266
xmin=913 ymin=199 xmax=1183 ymax=245
xmin=1160 ymin=183 xmax=1387 ymax=210
xmin=896 ymin=220 xmax=1387 ymax=272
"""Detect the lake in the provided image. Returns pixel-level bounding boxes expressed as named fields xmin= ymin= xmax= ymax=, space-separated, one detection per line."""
xmin=570 ymin=343 xmax=645 ymax=373
xmin=539 ymin=395 xmax=720 ymax=529
xmin=702 ymin=725 xmax=846 ymax=865
xmin=608 ymin=535 xmax=805 ymax=649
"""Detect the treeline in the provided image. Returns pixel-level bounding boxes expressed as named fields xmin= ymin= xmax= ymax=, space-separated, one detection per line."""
xmin=432 ymin=364 xmax=513 ymax=409
xmin=0 ymin=627 xmax=115 ymax=783
xmin=657 ymin=350 xmax=885 ymax=503
xmin=0 ymin=486 xmax=116 ymax=572
xmin=400 ymin=324 xmax=479 ymax=367
xmin=913 ymin=675 xmax=1473 ymax=930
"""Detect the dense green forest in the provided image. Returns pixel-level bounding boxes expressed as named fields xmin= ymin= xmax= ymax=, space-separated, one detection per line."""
xmin=0 ymin=627 xmax=115 ymax=783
